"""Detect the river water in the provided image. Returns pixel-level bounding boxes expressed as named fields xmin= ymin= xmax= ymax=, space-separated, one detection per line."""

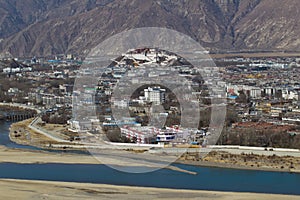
xmin=0 ymin=121 xmax=300 ymax=195
xmin=0 ymin=163 xmax=299 ymax=195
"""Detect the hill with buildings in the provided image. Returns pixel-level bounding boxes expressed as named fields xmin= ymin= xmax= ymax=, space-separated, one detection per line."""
xmin=0 ymin=0 xmax=300 ymax=57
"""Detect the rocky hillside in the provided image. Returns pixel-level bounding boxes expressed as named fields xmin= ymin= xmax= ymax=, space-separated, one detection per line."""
xmin=0 ymin=0 xmax=299 ymax=57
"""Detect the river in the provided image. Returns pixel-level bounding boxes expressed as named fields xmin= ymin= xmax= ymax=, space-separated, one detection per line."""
xmin=0 ymin=121 xmax=300 ymax=195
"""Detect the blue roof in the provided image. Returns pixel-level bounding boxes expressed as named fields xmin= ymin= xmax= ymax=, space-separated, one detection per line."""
xmin=228 ymin=95 xmax=238 ymax=99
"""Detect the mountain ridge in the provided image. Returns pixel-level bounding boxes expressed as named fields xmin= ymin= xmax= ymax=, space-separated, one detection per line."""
xmin=0 ymin=0 xmax=300 ymax=57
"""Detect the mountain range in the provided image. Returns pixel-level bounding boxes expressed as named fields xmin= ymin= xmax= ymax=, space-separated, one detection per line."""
xmin=0 ymin=0 xmax=300 ymax=57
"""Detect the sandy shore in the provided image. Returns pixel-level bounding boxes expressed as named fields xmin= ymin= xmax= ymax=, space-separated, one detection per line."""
xmin=0 ymin=146 xmax=196 ymax=174
xmin=0 ymin=146 xmax=98 ymax=164
xmin=0 ymin=179 xmax=298 ymax=200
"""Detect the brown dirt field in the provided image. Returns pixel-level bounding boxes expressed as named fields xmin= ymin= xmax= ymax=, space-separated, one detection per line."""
xmin=210 ymin=52 xmax=300 ymax=59
xmin=179 ymin=151 xmax=300 ymax=173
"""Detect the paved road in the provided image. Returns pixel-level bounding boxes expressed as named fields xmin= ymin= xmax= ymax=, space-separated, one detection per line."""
xmin=29 ymin=117 xmax=69 ymax=143
xmin=151 ymin=145 xmax=300 ymax=157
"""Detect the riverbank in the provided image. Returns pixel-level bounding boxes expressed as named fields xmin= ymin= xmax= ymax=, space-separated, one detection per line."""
xmin=0 ymin=145 xmax=96 ymax=164
xmin=9 ymin=119 xmax=85 ymax=149
xmin=7 ymin=119 xmax=300 ymax=174
xmin=0 ymin=179 xmax=299 ymax=200
xmin=0 ymin=143 xmax=298 ymax=176
xmin=0 ymin=145 xmax=195 ymax=174
xmin=10 ymin=119 xmax=57 ymax=147
xmin=178 ymin=151 xmax=300 ymax=173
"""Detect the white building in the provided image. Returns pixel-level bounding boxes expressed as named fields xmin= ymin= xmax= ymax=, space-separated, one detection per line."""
xmin=8 ymin=87 xmax=19 ymax=94
xmin=113 ymin=99 xmax=129 ymax=108
xmin=144 ymin=86 xmax=166 ymax=105
xmin=264 ymin=87 xmax=276 ymax=96
xmin=121 ymin=126 xmax=157 ymax=144
xmin=282 ymin=89 xmax=298 ymax=100
xmin=3 ymin=67 xmax=32 ymax=74
xmin=250 ymin=88 xmax=262 ymax=98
